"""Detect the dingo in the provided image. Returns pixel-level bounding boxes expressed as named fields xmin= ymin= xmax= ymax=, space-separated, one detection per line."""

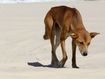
xmin=43 ymin=6 xmax=99 ymax=68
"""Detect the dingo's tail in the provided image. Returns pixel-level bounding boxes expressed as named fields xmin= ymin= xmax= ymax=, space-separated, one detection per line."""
xmin=43 ymin=34 xmax=49 ymax=40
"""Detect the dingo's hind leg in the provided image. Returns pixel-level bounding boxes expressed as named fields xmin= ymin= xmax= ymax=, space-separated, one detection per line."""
xmin=60 ymin=40 xmax=68 ymax=67
xmin=50 ymin=23 xmax=62 ymax=68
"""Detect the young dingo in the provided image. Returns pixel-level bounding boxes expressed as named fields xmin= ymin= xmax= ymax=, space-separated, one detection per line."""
xmin=43 ymin=6 xmax=99 ymax=68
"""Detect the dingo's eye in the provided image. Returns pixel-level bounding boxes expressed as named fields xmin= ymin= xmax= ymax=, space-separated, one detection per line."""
xmin=88 ymin=42 xmax=90 ymax=45
xmin=79 ymin=42 xmax=83 ymax=45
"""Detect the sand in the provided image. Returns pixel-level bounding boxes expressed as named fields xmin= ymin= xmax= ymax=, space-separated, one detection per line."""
xmin=0 ymin=1 xmax=105 ymax=79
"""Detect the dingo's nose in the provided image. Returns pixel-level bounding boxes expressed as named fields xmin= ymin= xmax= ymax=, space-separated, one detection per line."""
xmin=83 ymin=52 xmax=87 ymax=56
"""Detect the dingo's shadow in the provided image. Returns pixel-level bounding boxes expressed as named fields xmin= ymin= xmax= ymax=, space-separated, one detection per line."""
xmin=27 ymin=62 xmax=64 ymax=68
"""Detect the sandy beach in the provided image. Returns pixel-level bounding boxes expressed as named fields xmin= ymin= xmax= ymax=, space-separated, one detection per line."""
xmin=0 ymin=1 xmax=105 ymax=79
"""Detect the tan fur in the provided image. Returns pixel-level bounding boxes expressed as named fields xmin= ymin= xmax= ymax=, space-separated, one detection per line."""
xmin=43 ymin=6 xmax=99 ymax=68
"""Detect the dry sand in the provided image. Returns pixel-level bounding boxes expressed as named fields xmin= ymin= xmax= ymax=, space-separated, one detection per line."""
xmin=0 ymin=1 xmax=105 ymax=79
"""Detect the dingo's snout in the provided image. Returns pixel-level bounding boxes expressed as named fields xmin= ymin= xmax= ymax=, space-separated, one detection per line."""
xmin=82 ymin=51 xmax=88 ymax=56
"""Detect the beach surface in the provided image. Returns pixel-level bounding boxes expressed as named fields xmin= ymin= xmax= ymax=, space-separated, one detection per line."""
xmin=0 ymin=1 xmax=105 ymax=79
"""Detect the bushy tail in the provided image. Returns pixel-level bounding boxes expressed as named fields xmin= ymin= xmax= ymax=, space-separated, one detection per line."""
xmin=43 ymin=34 xmax=49 ymax=40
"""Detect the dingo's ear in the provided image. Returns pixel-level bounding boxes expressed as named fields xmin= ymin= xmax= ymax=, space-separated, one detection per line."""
xmin=70 ymin=33 xmax=78 ymax=39
xmin=90 ymin=32 xmax=100 ymax=38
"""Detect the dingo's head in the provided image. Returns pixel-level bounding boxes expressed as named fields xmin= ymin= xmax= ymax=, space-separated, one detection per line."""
xmin=71 ymin=31 xmax=99 ymax=56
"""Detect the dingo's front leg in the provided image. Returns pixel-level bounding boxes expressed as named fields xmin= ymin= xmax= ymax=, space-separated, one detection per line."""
xmin=72 ymin=39 xmax=79 ymax=68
